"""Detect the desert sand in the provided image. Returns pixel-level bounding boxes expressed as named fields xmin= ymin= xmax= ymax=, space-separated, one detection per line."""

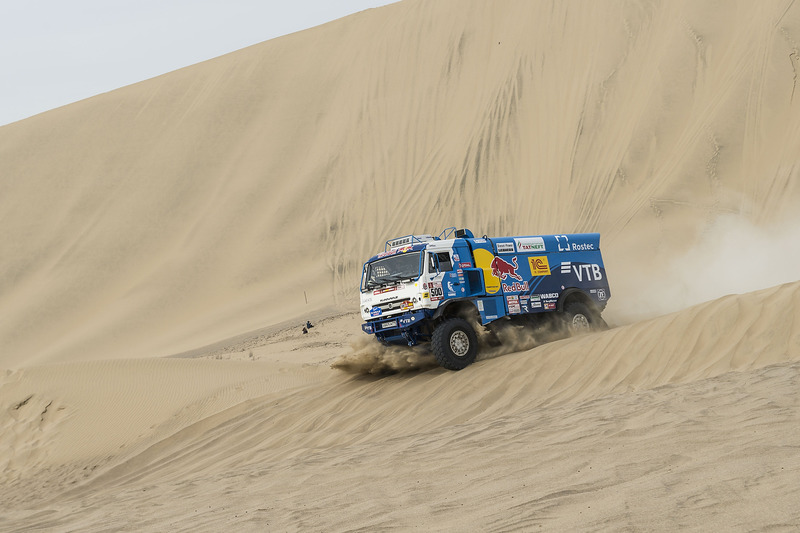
xmin=2 ymin=0 xmax=800 ymax=530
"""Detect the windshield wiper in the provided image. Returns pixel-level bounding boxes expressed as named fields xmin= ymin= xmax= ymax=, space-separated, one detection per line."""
xmin=365 ymin=278 xmax=392 ymax=290
xmin=366 ymin=274 xmax=415 ymax=290
xmin=386 ymin=274 xmax=418 ymax=283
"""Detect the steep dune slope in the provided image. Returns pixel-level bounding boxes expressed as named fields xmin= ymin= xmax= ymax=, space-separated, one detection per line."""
xmin=2 ymin=281 xmax=799 ymax=530
xmin=2 ymin=0 xmax=800 ymax=366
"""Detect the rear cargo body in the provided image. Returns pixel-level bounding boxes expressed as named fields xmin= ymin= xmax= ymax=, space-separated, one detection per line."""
xmin=359 ymin=228 xmax=610 ymax=369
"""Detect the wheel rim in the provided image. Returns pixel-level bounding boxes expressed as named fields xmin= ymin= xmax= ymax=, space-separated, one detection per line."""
xmin=571 ymin=314 xmax=590 ymax=331
xmin=450 ymin=330 xmax=470 ymax=357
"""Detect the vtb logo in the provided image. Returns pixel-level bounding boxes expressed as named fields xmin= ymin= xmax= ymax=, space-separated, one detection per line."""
xmin=560 ymin=261 xmax=603 ymax=281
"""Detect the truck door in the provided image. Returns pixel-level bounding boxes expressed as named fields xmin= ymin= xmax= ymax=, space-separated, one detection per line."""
xmin=427 ymin=250 xmax=465 ymax=300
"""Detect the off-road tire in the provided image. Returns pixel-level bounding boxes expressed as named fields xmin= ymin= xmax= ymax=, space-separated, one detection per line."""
xmin=562 ymin=301 xmax=605 ymax=334
xmin=432 ymin=318 xmax=479 ymax=370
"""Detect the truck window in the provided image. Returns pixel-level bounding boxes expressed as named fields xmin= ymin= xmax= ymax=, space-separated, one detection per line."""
xmin=436 ymin=252 xmax=453 ymax=272
xmin=427 ymin=251 xmax=454 ymax=273
xmin=362 ymin=251 xmax=422 ymax=291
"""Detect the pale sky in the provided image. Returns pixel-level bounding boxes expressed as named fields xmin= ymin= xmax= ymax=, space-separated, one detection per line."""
xmin=0 ymin=0 xmax=398 ymax=126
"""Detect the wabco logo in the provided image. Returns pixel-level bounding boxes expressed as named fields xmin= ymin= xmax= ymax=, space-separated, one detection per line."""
xmin=560 ymin=262 xmax=603 ymax=281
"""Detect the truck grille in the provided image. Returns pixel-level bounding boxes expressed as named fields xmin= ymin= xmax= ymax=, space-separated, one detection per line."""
xmin=376 ymin=299 xmax=412 ymax=313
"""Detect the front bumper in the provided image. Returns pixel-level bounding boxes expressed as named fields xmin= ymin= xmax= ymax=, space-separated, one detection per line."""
xmin=362 ymin=310 xmax=428 ymax=333
xmin=361 ymin=310 xmax=431 ymax=344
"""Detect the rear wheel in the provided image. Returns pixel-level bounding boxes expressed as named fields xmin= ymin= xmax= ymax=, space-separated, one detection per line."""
xmin=562 ymin=301 xmax=606 ymax=334
xmin=432 ymin=318 xmax=479 ymax=370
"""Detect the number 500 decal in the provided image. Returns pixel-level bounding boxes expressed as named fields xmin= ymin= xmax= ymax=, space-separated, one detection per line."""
xmin=430 ymin=283 xmax=444 ymax=301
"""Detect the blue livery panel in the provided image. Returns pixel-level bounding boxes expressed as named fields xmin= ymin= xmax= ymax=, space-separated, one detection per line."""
xmin=470 ymin=233 xmax=609 ymax=322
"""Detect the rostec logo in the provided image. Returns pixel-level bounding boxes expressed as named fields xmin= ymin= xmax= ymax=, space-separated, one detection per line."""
xmin=490 ymin=256 xmax=523 ymax=281
xmin=528 ymin=256 xmax=550 ymax=276
xmin=555 ymin=234 xmax=595 ymax=251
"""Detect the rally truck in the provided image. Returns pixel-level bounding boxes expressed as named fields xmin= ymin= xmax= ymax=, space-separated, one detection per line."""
xmin=359 ymin=228 xmax=611 ymax=370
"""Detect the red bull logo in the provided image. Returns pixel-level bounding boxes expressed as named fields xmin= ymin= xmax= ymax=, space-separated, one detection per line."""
xmin=490 ymin=256 xmax=523 ymax=281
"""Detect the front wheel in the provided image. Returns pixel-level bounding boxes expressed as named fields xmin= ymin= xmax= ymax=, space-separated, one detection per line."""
xmin=432 ymin=318 xmax=479 ymax=370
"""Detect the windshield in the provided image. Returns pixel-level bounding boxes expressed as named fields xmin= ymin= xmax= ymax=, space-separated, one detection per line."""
xmin=362 ymin=251 xmax=422 ymax=291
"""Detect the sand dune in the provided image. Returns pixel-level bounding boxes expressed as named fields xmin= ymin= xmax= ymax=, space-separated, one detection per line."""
xmin=3 ymin=283 xmax=800 ymax=530
xmin=2 ymin=0 xmax=800 ymax=530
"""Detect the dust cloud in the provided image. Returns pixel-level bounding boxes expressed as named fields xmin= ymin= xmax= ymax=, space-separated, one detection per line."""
xmin=611 ymin=213 xmax=800 ymax=323
xmin=477 ymin=316 xmax=587 ymax=362
xmin=331 ymin=336 xmax=438 ymax=375
xmin=333 ymin=316 xmax=582 ymax=373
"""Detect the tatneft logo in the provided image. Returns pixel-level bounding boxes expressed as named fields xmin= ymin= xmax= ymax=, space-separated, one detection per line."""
xmin=514 ymin=237 xmax=545 ymax=252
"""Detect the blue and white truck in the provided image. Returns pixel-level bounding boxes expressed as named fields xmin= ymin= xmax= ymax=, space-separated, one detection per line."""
xmin=360 ymin=228 xmax=611 ymax=370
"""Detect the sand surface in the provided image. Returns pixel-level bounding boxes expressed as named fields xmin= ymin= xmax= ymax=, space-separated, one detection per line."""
xmin=2 ymin=0 xmax=800 ymax=530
